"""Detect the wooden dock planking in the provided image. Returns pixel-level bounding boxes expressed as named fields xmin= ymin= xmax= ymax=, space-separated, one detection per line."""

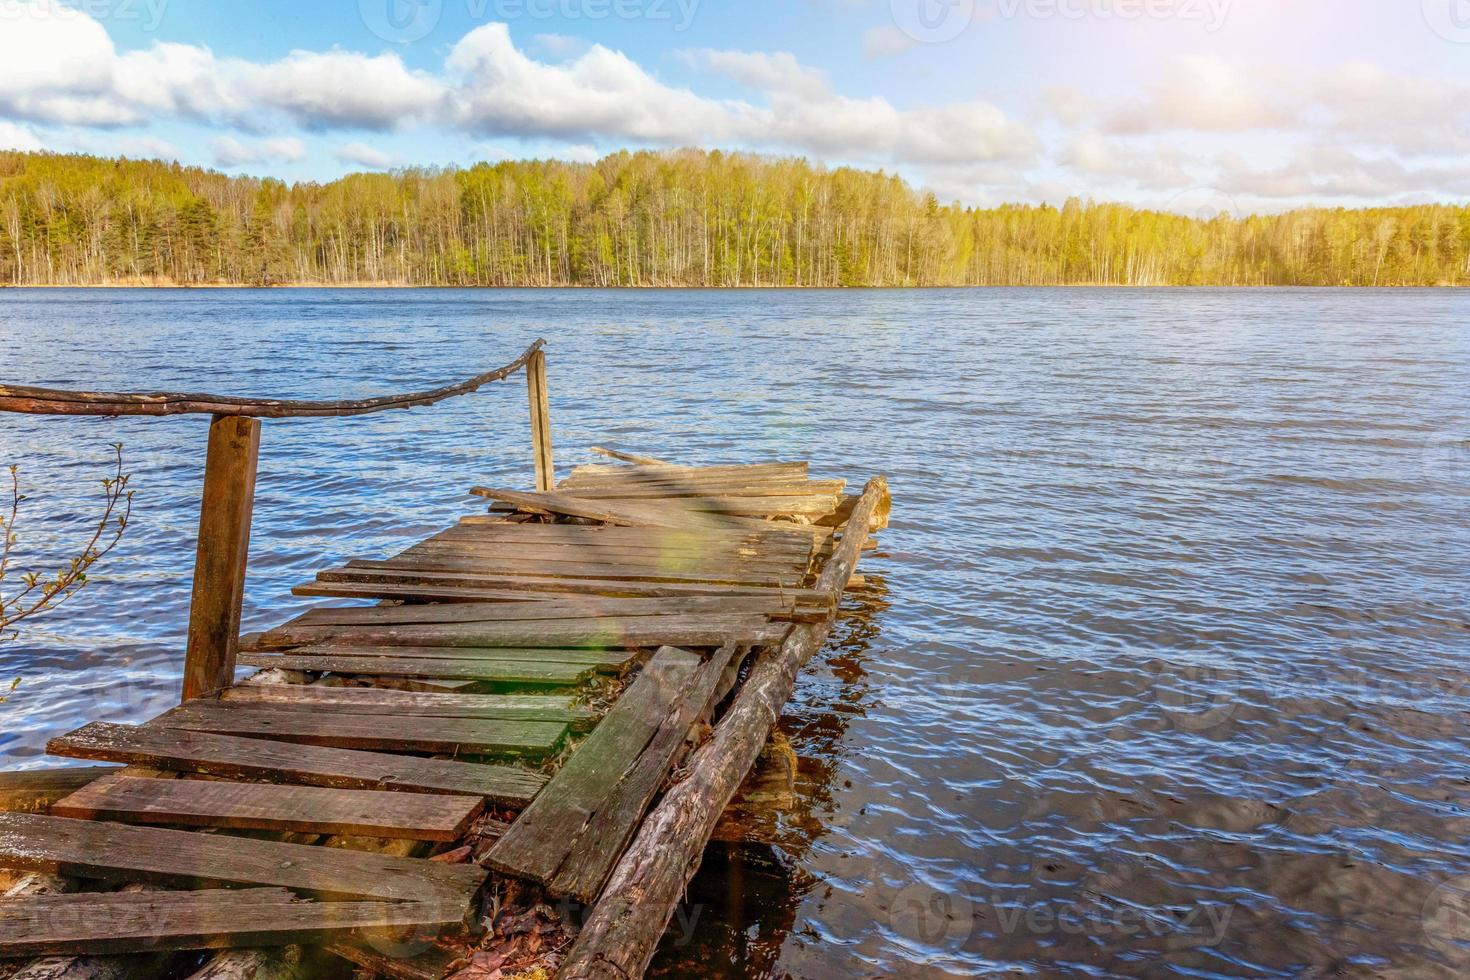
xmin=342 ymin=556 xmax=804 ymax=588
xmin=0 ymin=812 xmax=486 ymax=906
xmin=245 ymin=612 xmax=789 ymax=651
xmin=50 ymin=773 xmax=483 ymax=841
xmin=0 ymin=888 xmax=467 ymax=959
xmin=47 ymin=723 xmax=547 ymax=803
xmin=0 ymin=767 xmax=123 ymax=815
xmin=297 ymin=572 xmax=834 ymax=607
xmin=275 ymin=595 xmax=799 ymax=631
xmin=239 ymin=652 xmax=603 ymax=685
xmin=549 ymin=643 xmax=742 ymax=902
xmin=151 ymin=701 xmax=570 ymax=758
xmin=484 ymin=646 xmax=704 ymax=888
xmin=218 ymin=684 xmax=597 ymax=729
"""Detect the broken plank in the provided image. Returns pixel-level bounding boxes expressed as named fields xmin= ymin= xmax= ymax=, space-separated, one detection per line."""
xmin=0 ymin=888 xmax=467 ymax=959
xmin=50 ymin=774 xmax=482 ymax=841
xmin=550 ymin=642 xmax=741 ymax=902
xmin=238 ymin=653 xmax=598 ymax=685
xmin=151 ymin=702 xmax=569 ymax=758
xmin=0 ymin=767 xmax=120 ymax=815
xmin=0 ymin=813 xmax=486 ymax=906
xmin=484 ymin=647 xmax=703 ymax=888
xmin=47 ymin=723 xmax=545 ymax=804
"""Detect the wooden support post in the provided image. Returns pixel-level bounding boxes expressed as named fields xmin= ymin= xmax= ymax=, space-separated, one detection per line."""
xmin=527 ymin=349 xmax=554 ymax=492
xmin=182 ymin=415 xmax=260 ymax=703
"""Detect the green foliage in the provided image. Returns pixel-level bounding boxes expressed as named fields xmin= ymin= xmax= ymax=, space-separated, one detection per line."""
xmin=1 ymin=149 xmax=1467 ymax=286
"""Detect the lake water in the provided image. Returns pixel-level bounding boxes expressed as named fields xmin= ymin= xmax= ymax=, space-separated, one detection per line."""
xmin=1 ymin=288 xmax=1468 ymax=978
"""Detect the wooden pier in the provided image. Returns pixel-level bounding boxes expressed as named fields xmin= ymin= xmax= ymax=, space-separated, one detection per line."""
xmin=0 ymin=344 xmax=888 ymax=980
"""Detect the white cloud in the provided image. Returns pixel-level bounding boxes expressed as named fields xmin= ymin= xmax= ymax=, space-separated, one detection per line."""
xmin=212 ymin=135 xmax=308 ymax=168
xmin=239 ymin=51 xmax=445 ymax=130
xmin=0 ymin=120 xmax=43 ymax=152
xmin=691 ymin=50 xmax=829 ymax=100
xmin=1105 ymin=56 xmax=1293 ymax=134
xmin=863 ymin=25 xmax=919 ymax=59
xmin=335 ymin=142 xmax=393 ymax=169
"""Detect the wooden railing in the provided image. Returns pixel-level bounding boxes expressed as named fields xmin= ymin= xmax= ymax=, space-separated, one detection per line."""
xmin=0 ymin=339 xmax=554 ymax=701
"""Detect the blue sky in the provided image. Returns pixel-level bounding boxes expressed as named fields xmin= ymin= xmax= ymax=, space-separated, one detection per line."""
xmin=3 ymin=0 xmax=1469 ymax=212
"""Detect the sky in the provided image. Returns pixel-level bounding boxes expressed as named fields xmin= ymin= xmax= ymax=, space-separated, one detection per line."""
xmin=2 ymin=0 xmax=1469 ymax=214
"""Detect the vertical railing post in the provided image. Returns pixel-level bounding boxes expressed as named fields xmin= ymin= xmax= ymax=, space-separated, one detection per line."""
xmin=527 ymin=348 xmax=554 ymax=492
xmin=182 ymin=414 xmax=260 ymax=702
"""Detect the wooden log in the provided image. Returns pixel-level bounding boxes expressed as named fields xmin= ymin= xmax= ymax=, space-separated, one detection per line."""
xmin=47 ymin=723 xmax=546 ymax=803
xmin=0 ymin=769 xmax=121 ymax=816
xmin=557 ymin=476 xmax=886 ymax=980
xmin=182 ymin=414 xmax=260 ymax=702
xmin=527 ymin=348 xmax=554 ymax=492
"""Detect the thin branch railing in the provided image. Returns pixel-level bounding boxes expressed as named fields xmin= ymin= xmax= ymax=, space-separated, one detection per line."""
xmin=0 ymin=339 xmax=554 ymax=701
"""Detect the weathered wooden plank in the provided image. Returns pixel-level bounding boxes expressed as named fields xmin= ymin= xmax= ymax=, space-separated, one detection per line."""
xmin=567 ymin=467 xmax=811 ymax=484
xmin=247 ymin=613 xmax=786 ymax=651
xmin=280 ymin=595 xmax=796 ymax=630
xmin=469 ymin=487 xmax=752 ymax=531
xmin=151 ymin=702 xmax=569 ymax=758
xmin=343 ymin=556 xmax=801 ymax=588
xmin=47 ymin=723 xmax=545 ymax=803
xmin=50 ymin=774 xmax=483 ymax=841
xmin=445 ymin=521 xmax=815 ymax=555
xmin=550 ymin=643 xmax=740 ymax=902
xmin=219 ymin=684 xmax=595 ymax=729
xmin=587 ymin=446 xmax=674 ymax=466
xmin=0 ymin=888 xmax=468 ymax=958
xmin=398 ymin=542 xmax=801 ymax=573
xmin=526 ymin=347 xmax=555 ymax=492
xmin=484 ymin=647 xmax=703 ymax=888
xmin=238 ymin=652 xmax=598 ymax=685
xmin=297 ymin=574 xmax=833 ymax=607
xmin=0 ymin=768 xmax=121 ymax=815
xmin=0 ymin=813 xmax=486 ymax=906
xmin=259 ymin=644 xmax=632 ymax=670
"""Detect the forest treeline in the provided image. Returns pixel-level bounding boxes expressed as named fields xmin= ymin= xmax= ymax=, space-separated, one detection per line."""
xmin=2 ymin=149 xmax=1468 ymax=287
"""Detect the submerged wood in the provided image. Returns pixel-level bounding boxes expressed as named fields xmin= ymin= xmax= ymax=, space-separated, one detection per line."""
xmin=0 ymin=341 xmax=544 ymax=418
